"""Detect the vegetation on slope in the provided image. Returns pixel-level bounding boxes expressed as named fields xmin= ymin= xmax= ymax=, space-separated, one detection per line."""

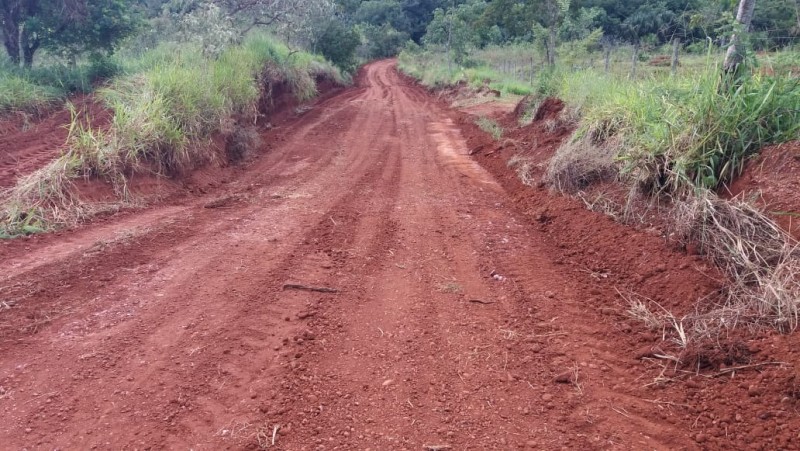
xmin=398 ymin=0 xmax=800 ymax=339
xmin=0 ymin=35 xmax=344 ymax=237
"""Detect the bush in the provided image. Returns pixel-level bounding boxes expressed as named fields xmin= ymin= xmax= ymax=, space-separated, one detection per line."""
xmin=317 ymin=22 xmax=361 ymax=72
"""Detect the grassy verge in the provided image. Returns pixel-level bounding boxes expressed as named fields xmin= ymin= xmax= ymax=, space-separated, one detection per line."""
xmin=401 ymin=46 xmax=800 ymax=194
xmin=398 ymin=50 xmax=534 ymax=96
xmin=0 ymin=35 xmax=345 ymax=237
xmin=475 ymin=116 xmax=503 ymax=140
xmin=544 ymin=63 xmax=800 ymax=194
xmin=0 ymin=56 xmax=120 ymax=115
xmin=401 ymin=44 xmax=800 ymax=339
xmin=0 ymin=74 xmax=62 ymax=116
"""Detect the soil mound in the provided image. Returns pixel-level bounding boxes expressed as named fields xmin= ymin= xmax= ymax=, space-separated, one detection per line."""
xmin=725 ymin=141 xmax=800 ymax=239
xmin=532 ymin=97 xmax=565 ymax=121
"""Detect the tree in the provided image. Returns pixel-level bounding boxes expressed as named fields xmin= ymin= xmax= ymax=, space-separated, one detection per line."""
xmin=315 ymin=20 xmax=360 ymax=71
xmin=531 ymin=0 xmax=571 ymax=66
xmin=42 ymin=0 xmax=142 ymax=60
xmin=622 ymin=2 xmax=674 ymax=77
xmin=423 ymin=0 xmax=487 ymax=64
xmin=722 ymin=0 xmax=756 ymax=73
xmin=1 ymin=0 xmax=140 ymax=67
xmin=360 ymin=22 xmax=409 ymax=56
xmin=400 ymin=0 xmax=440 ymax=41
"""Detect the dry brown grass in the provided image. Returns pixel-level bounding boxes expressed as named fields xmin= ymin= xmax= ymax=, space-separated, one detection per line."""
xmin=507 ymin=154 xmax=536 ymax=187
xmin=622 ymin=191 xmax=799 ymax=354
xmin=673 ymin=191 xmax=800 ymax=332
xmin=545 ymin=134 xmax=618 ymax=193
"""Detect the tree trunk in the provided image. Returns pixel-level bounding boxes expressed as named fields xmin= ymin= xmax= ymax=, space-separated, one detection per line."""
xmin=21 ymin=24 xmax=39 ymax=68
xmin=529 ymin=56 xmax=534 ymax=85
xmin=3 ymin=30 xmax=21 ymax=66
xmin=723 ymin=0 xmax=758 ymax=73
xmin=630 ymin=41 xmax=639 ymax=79
xmin=1 ymin=2 xmax=22 ymax=66
xmin=792 ymin=0 xmax=800 ymax=33
xmin=603 ymin=46 xmax=611 ymax=73
xmin=446 ymin=11 xmax=452 ymax=77
xmin=22 ymin=38 xmax=39 ymax=68
xmin=546 ymin=26 xmax=557 ymax=66
xmin=671 ymin=37 xmax=680 ymax=75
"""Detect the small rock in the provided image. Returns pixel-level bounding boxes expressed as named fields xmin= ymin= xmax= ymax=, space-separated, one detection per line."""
xmin=554 ymin=371 xmax=575 ymax=384
xmin=382 ymin=379 xmax=394 ymax=387
xmin=695 ymin=433 xmax=706 ymax=443
xmin=541 ymin=393 xmax=553 ymax=402
xmin=748 ymin=385 xmax=762 ymax=397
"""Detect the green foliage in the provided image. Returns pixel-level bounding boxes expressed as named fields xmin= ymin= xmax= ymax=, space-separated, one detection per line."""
xmin=1 ymin=0 xmax=141 ymax=66
xmin=554 ymin=64 xmax=800 ymax=193
xmin=423 ymin=0 xmax=488 ymax=63
xmin=0 ymin=54 xmax=121 ymax=114
xmin=39 ymin=0 xmax=143 ymax=59
xmin=622 ymin=2 xmax=675 ymax=44
xmin=361 ymin=23 xmax=410 ymax=57
xmin=173 ymin=1 xmax=238 ymax=57
xmin=316 ymin=21 xmax=361 ymax=72
xmin=0 ymin=71 xmax=61 ymax=114
xmin=476 ymin=116 xmax=503 ymax=139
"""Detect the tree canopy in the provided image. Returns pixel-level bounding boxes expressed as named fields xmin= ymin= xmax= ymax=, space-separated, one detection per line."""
xmin=1 ymin=0 xmax=141 ymax=66
xmin=3 ymin=0 xmax=797 ymax=67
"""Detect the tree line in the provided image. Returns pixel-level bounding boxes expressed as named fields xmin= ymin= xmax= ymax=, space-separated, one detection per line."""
xmin=1 ymin=0 xmax=797 ymax=69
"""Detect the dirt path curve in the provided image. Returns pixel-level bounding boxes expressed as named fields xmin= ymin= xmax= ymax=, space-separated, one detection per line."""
xmin=0 ymin=60 xmax=691 ymax=450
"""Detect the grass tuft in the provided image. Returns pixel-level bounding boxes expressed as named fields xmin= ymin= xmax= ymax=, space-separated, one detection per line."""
xmin=475 ymin=116 xmax=503 ymax=140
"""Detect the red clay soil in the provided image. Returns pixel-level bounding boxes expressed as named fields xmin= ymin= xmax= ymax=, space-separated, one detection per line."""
xmin=725 ymin=141 xmax=800 ymax=240
xmin=0 ymin=95 xmax=111 ymax=189
xmin=0 ymin=60 xmax=798 ymax=450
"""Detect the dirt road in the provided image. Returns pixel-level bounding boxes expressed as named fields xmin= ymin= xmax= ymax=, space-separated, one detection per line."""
xmin=1 ymin=60 xmax=713 ymax=449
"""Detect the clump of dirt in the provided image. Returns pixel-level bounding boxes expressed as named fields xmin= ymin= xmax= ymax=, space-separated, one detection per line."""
xmin=648 ymin=55 xmax=674 ymax=67
xmin=724 ymin=141 xmax=800 ymax=240
xmin=532 ymin=97 xmax=564 ymax=121
xmin=681 ymin=339 xmax=752 ymax=371
xmin=511 ymin=95 xmax=534 ymax=120
xmin=225 ymin=123 xmax=262 ymax=163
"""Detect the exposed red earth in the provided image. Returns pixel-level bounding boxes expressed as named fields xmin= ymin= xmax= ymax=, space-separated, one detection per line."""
xmin=0 ymin=60 xmax=798 ymax=450
xmin=0 ymin=95 xmax=111 ymax=189
xmin=725 ymin=141 xmax=800 ymax=240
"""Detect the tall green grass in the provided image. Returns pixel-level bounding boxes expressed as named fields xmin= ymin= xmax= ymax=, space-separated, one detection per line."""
xmin=401 ymin=45 xmax=800 ymax=194
xmin=0 ymin=74 xmax=61 ymax=114
xmin=398 ymin=50 xmax=534 ymax=96
xmin=0 ymin=55 xmax=121 ymax=114
xmin=548 ymin=64 xmax=800 ymax=193
xmin=0 ymin=34 xmax=346 ymax=236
